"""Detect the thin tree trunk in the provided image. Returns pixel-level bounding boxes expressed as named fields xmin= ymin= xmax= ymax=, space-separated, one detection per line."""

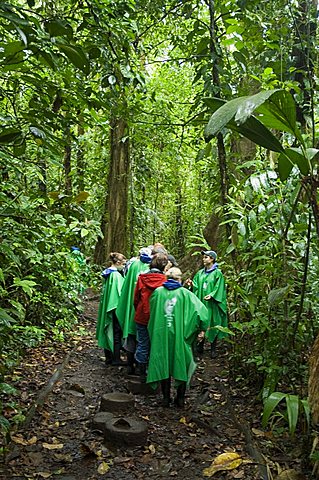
xmin=77 ymin=113 xmax=85 ymax=193
xmin=64 ymin=124 xmax=72 ymax=195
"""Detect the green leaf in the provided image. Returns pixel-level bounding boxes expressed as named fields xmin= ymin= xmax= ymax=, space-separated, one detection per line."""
xmin=0 ymin=308 xmax=16 ymax=327
xmin=262 ymin=392 xmax=286 ymax=427
xmin=213 ymin=325 xmax=235 ymax=336
xmin=57 ymin=43 xmax=90 ymax=74
xmin=278 ymin=152 xmax=293 ymax=181
xmin=45 ymin=19 xmax=73 ymax=38
xmin=3 ymin=41 xmax=25 ymax=56
xmin=268 ymin=286 xmax=290 ymax=306
xmin=29 ymin=126 xmax=46 ymax=140
xmin=256 ymin=90 xmax=302 ymax=143
xmin=13 ymin=278 xmax=37 ymax=296
xmin=301 ymin=399 xmax=310 ymax=428
xmin=283 ymin=148 xmax=310 ymax=175
xmin=286 ymin=394 xmax=299 ymax=435
xmin=204 ymin=97 xmax=284 ymax=152
xmin=74 ymin=191 xmax=89 ymax=203
xmin=0 ymin=128 xmax=23 ymax=145
xmin=0 ymin=382 xmax=17 ymax=395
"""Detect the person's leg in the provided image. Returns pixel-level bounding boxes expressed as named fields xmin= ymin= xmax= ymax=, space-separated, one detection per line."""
xmin=112 ymin=312 xmax=126 ymax=366
xmin=104 ymin=348 xmax=112 ymax=365
xmin=174 ymin=382 xmax=186 ymax=408
xmin=210 ymin=337 xmax=218 ymax=359
xmin=161 ymin=377 xmax=171 ymax=407
xmin=126 ymin=334 xmax=136 ymax=375
xmin=135 ymin=324 xmax=150 ymax=382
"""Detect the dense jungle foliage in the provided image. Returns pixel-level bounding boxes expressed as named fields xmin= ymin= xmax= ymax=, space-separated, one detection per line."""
xmin=1 ymin=0 xmax=319 ymax=450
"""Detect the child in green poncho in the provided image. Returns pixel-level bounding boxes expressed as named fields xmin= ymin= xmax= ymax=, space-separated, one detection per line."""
xmin=96 ymin=252 xmax=127 ymax=366
xmin=147 ymin=267 xmax=209 ymax=407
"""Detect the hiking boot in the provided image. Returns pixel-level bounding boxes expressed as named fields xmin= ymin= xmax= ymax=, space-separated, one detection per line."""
xmin=174 ymin=382 xmax=186 ymax=408
xmin=161 ymin=378 xmax=171 ymax=407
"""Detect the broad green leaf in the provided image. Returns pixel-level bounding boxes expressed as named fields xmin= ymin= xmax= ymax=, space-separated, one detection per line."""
xmin=283 ymin=148 xmax=310 ymax=175
xmin=57 ymin=43 xmax=90 ymax=74
xmin=278 ymin=152 xmax=293 ymax=181
xmin=0 ymin=128 xmax=23 ymax=145
xmin=262 ymin=392 xmax=286 ymax=427
xmin=205 ymin=96 xmax=250 ymax=138
xmin=285 ymin=394 xmax=299 ymax=435
xmin=3 ymin=41 xmax=25 ymax=56
xmin=306 ymin=148 xmax=319 ymax=166
xmin=45 ymin=19 xmax=73 ymax=38
xmin=80 ymin=228 xmax=89 ymax=237
xmin=74 ymin=191 xmax=89 ymax=203
xmin=234 ymin=90 xmax=280 ymax=125
xmin=256 ymin=90 xmax=302 ymax=143
xmin=204 ymin=97 xmax=283 ymax=152
xmin=29 ymin=126 xmax=46 ymax=140
xmin=301 ymin=399 xmax=310 ymax=428
xmin=15 ymin=26 xmax=27 ymax=46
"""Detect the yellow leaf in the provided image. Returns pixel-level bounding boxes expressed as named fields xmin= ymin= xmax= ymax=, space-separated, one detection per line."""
xmin=98 ymin=462 xmax=110 ymax=474
xmin=179 ymin=417 xmax=187 ymax=424
xmin=42 ymin=443 xmax=64 ymax=450
xmin=141 ymin=416 xmax=150 ymax=421
xmin=28 ymin=436 xmax=37 ymax=445
xmin=203 ymin=452 xmax=243 ymax=477
xmin=11 ymin=435 xmax=28 ymax=445
xmin=36 ymin=473 xmax=52 ymax=478
xmin=149 ymin=444 xmax=156 ymax=454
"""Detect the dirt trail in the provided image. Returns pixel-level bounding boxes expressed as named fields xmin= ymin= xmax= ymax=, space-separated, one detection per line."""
xmin=0 ymin=292 xmax=294 ymax=479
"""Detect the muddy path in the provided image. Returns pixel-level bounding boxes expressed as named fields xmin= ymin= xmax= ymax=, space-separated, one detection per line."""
xmin=0 ymin=292 xmax=304 ymax=479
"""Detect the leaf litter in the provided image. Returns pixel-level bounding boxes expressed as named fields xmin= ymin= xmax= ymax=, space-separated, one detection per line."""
xmin=1 ymin=289 xmax=307 ymax=479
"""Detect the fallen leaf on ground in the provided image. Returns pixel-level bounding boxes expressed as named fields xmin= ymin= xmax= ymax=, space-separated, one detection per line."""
xmin=97 ymin=462 xmax=110 ymax=474
xmin=203 ymin=452 xmax=243 ymax=477
xmin=34 ymin=473 xmax=52 ymax=478
xmin=42 ymin=442 xmax=64 ymax=450
xmin=149 ymin=444 xmax=156 ymax=454
xmin=274 ymin=469 xmax=306 ymax=480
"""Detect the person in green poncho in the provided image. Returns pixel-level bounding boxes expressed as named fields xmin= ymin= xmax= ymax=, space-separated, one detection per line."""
xmin=185 ymin=250 xmax=228 ymax=358
xmin=116 ymin=247 xmax=152 ymax=374
xmin=96 ymin=252 xmax=127 ymax=366
xmin=147 ymin=268 xmax=209 ymax=408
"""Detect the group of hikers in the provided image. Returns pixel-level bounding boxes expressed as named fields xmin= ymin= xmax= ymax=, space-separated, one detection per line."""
xmin=96 ymin=243 xmax=228 ymax=408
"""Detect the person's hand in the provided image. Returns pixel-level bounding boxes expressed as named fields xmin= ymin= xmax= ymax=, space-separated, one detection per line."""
xmin=184 ymin=278 xmax=193 ymax=288
xmin=204 ymin=294 xmax=212 ymax=301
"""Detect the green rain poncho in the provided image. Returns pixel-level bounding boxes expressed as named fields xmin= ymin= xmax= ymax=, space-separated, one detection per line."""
xmin=193 ymin=266 xmax=227 ymax=343
xmin=146 ymin=283 xmax=209 ymax=388
xmin=96 ymin=268 xmax=124 ymax=352
xmin=116 ymin=259 xmax=149 ymax=339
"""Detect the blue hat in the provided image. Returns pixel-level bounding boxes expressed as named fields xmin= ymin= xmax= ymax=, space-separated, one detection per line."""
xmin=201 ymin=250 xmax=217 ymax=260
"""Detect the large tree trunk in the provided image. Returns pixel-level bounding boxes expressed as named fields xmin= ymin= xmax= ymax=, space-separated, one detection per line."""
xmin=202 ymin=0 xmax=231 ymax=246
xmin=94 ymin=117 xmax=129 ymax=265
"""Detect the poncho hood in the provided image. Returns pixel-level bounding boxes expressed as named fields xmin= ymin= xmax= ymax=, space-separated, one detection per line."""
xmin=138 ymin=272 xmax=166 ymax=289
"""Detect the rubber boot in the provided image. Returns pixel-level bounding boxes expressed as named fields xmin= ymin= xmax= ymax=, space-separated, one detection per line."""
xmin=104 ymin=349 xmax=112 ymax=365
xmin=174 ymin=382 xmax=186 ymax=408
xmin=210 ymin=338 xmax=218 ymax=359
xmin=136 ymin=362 xmax=147 ymax=383
xmin=126 ymin=351 xmax=135 ymax=375
xmin=161 ymin=378 xmax=171 ymax=407
xmin=111 ymin=342 xmax=127 ymax=366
